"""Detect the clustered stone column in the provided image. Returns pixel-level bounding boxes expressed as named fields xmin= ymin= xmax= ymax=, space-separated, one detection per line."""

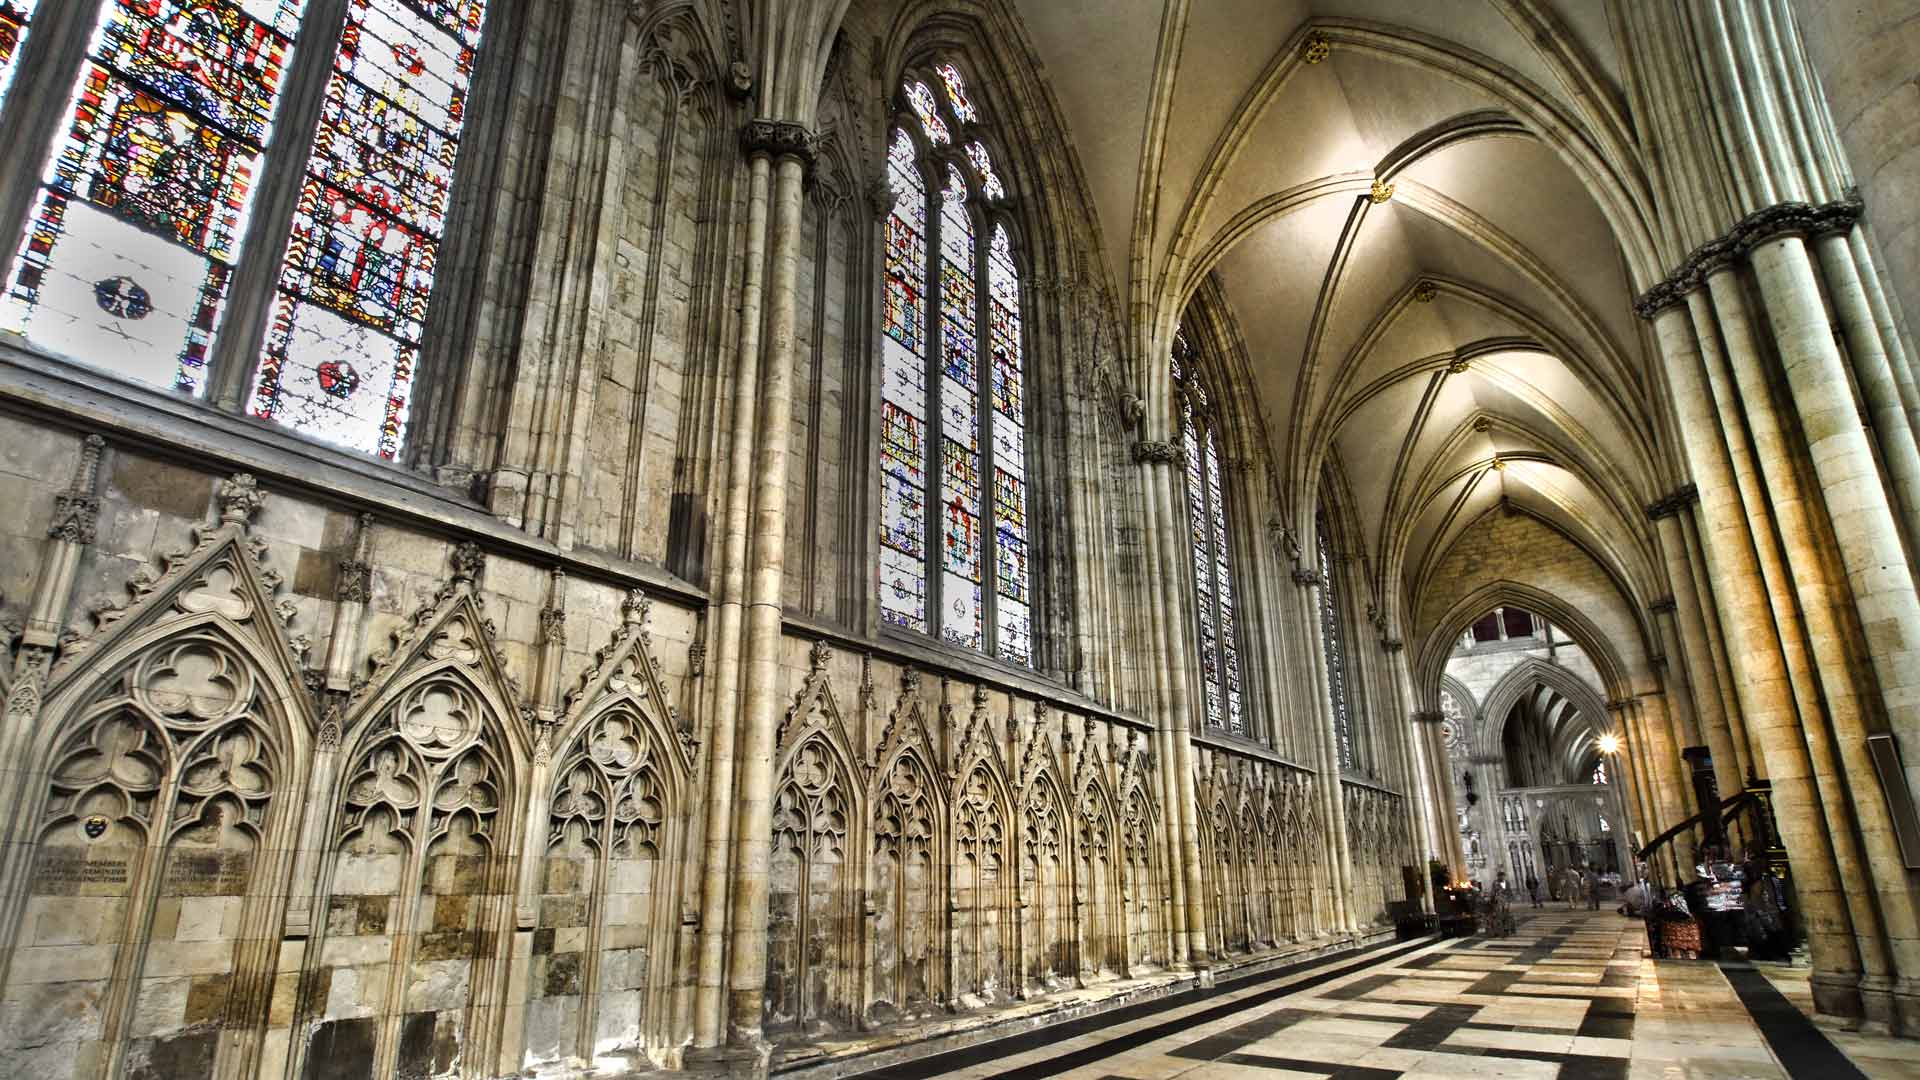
xmin=689 ymin=118 xmax=815 ymax=1073
xmin=1617 ymin=0 xmax=1920 ymax=1032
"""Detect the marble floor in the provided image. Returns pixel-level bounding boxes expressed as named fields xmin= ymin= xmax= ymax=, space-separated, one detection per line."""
xmin=838 ymin=910 xmax=1915 ymax=1080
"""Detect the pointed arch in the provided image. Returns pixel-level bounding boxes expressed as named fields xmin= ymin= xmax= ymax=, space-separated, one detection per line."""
xmin=303 ymin=554 xmax=527 ymax=1080
xmin=949 ymin=754 xmax=1012 ymax=1005
xmin=527 ymin=596 xmax=693 ymax=1068
xmin=1 ymin=481 xmax=313 ymax=1076
xmin=767 ymin=656 xmax=863 ymax=1037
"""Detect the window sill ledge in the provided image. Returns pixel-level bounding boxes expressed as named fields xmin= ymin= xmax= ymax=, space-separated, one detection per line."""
xmin=0 ymin=343 xmax=707 ymax=606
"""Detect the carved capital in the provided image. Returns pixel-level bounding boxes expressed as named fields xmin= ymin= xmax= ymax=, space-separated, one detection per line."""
xmin=1132 ymin=440 xmax=1182 ymax=466
xmin=1645 ymin=482 xmax=1699 ymax=521
xmin=48 ymin=493 xmax=100 ymax=545
xmin=1635 ymin=193 xmax=1864 ymax=319
xmin=217 ymin=473 xmax=265 ymax=525
xmin=741 ymin=118 xmax=815 ymax=166
xmin=1648 ymin=597 xmax=1677 ymax=616
xmin=540 ymin=605 xmax=567 ymax=646
xmin=1380 ymin=638 xmax=1404 ymax=653
xmin=1411 ymin=709 xmax=1444 ymax=724
xmin=866 ymin=173 xmax=900 ymax=220
xmin=337 ymin=559 xmax=373 ymax=604
xmin=1291 ymin=568 xmax=1321 ymax=587
xmin=449 ymin=541 xmax=486 ymax=584
xmin=620 ymin=587 xmax=650 ymax=628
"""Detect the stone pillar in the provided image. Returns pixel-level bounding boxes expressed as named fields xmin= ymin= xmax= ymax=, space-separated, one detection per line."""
xmin=688 ymin=142 xmax=773 ymax=1057
xmin=1649 ymin=505 xmax=1747 ymax=794
xmin=723 ymin=127 xmax=813 ymax=1057
xmin=1134 ymin=438 xmax=1210 ymax=973
xmin=1744 ymin=237 xmax=1920 ymax=1028
xmin=1645 ymin=298 xmax=1863 ymax=1020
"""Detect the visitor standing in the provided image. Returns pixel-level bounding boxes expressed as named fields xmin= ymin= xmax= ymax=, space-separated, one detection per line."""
xmin=1525 ymin=873 xmax=1541 ymax=908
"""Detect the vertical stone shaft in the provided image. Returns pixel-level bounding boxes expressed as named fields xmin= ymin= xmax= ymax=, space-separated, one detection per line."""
xmin=1656 ymin=298 xmax=1862 ymax=1017
xmin=1145 ymin=458 xmax=1212 ymax=970
xmin=1135 ymin=455 xmax=1190 ymax=962
xmin=1745 ymin=238 xmax=1920 ymax=1026
xmin=727 ymin=149 xmax=809 ymax=1045
xmin=690 ymin=147 xmax=772 ymax=1052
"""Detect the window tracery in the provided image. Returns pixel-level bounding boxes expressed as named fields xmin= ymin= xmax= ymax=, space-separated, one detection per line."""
xmin=1173 ymin=334 xmax=1244 ymax=734
xmin=878 ymin=59 xmax=1030 ymax=665
xmin=0 ymin=0 xmax=492 ymax=461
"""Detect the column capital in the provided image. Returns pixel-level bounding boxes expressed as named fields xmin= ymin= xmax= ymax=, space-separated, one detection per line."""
xmin=1379 ymin=638 xmax=1404 ymax=653
xmin=1633 ymin=193 xmax=1863 ymax=319
xmin=1132 ymin=439 xmax=1184 ymax=466
xmin=740 ymin=118 xmax=815 ymax=166
xmin=1644 ymin=483 xmax=1699 ymax=520
xmin=1648 ymin=596 xmax=1677 ymax=615
xmin=1291 ymin=568 xmax=1321 ymax=587
xmin=1411 ymin=709 xmax=1444 ymax=724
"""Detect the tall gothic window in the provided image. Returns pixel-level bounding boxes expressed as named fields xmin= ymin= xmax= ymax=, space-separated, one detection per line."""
xmin=879 ymin=61 xmax=1030 ymax=665
xmin=1173 ymin=334 xmax=1244 ymax=735
xmin=1317 ymin=511 xmax=1355 ymax=770
xmin=0 ymin=2 xmax=40 ymax=113
xmin=0 ymin=0 xmax=491 ymax=460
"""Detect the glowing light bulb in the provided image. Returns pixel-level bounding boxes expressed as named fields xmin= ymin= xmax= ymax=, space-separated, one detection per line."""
xmin=1597 ymin=733 xmax=1621 ymax=755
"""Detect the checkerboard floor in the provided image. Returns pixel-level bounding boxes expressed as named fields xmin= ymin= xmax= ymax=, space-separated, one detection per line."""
xmin=844 ymin=910 xmax=1917 ymax=1080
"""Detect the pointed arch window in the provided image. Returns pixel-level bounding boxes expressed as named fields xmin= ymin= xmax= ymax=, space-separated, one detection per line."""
xmin=1317 ymin=510 xmax=1355 ymax=770
xmin=878 ymin=60 xmax=1030 ymax=665
xmin=1172 ymin=333 xmax=1244 ymax=735
xmin=0 ymin=0 xmax=493 ymax=461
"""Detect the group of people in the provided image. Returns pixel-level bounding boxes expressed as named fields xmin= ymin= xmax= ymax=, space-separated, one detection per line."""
xmin=1487 ymin=864 xmax=1606 ymax=910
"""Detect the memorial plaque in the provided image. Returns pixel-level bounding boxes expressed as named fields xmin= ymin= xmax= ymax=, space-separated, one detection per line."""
xmin=33 ymin=847 xmax=133 ymax=895
xmin=164 ymin=849 xmax=254 ymax=896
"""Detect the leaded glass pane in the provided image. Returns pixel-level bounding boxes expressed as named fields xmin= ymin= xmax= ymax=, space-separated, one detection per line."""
xmin=0 ymin=2 xmax=41 ymax=114
xmin=1206 ymin=428 xmax=1244 ymax=734
xmin=988 ymin=224 xmax=1028 ymax=664
xmin=1184 ymin=400 xmax=1223 ymax=730
xmin=250 ymin=0 xmax=489 ymax=459
xmin=878 ymin=63 xmax=1028 ymax=667
xmin=2 ymin=0 xmax=308 ymax=396
xmin=879 ymin=129 xmax=929 ymax=632
xmin=1319 ymin=516 xmax=1355 ymax=770
xmin=964 ymin=142 xmax=1006 ymax=201
xmin=904 ymin=80 xmax=949 ymax=144
xmin=935 ymin=61 xmax=976 ymax=123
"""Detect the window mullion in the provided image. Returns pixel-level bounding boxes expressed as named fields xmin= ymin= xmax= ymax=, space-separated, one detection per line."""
xmin=0 ymin=1 xmax=99 ymax=292
xmin=206 ymin=0 xmax=351 ymax=412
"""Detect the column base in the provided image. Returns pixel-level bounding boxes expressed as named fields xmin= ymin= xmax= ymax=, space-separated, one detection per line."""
xmin=1892 ymin=978 xmax=1920 ymax=1039
xmin=684 ymin=1040 xmax=773 ymax=1079
xmin=1859 ymin=974 xmax=1897 ymax=1034
xmin=1810 ymin=969 xmax=1866 ymax=1027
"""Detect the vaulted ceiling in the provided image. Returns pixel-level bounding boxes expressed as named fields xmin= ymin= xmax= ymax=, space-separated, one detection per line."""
xmin=1010 ymin=1 xmax=1669 ymax=644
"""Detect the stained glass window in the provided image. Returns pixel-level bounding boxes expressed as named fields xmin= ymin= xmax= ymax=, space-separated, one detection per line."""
xmin=0 ymin=1 xmax=42 ymax=113
xmin=248 ymin=0 xmax=490 ymax=459
xmin=904 ymin=80 xmax=949 ymax=145
xmin=964 ymin=142 xmax=1005 ymax=201
xmin=1173 ymin=334 xmax=1246 ymax=735
xmin=1 ymin=0 xmax=310 ymax=395
xmin=935 ymin=62 xmax=976 ymax=123
xmin=1318 ymin=512 xmax=1355 ymax=770
xmin=880 ymin=129 xmax=930 ymax=633
xmin=879 ymin=61 xmax=1029 ymax=665
xmin=1592 ymin=760 xmax=1608 ymax=786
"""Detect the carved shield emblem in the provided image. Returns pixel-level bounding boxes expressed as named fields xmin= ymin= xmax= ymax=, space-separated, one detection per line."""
xmin=83 ymin=815 xmax=109 ymax=840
